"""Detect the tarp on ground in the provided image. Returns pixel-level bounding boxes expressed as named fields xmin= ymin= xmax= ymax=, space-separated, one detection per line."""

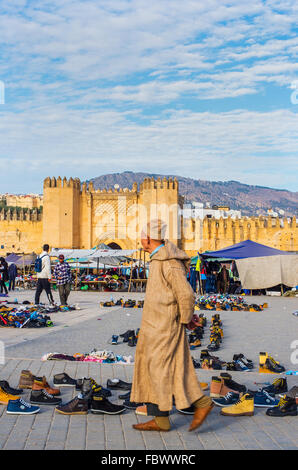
xmin=236 ymin=254 xmax=298 ymax=289
xmin=201 ymin=239 xmax=293 ymax=259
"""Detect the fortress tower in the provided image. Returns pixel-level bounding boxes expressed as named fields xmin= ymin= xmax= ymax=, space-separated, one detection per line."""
xmin=43 ymin=177 xmax=81 ymax=249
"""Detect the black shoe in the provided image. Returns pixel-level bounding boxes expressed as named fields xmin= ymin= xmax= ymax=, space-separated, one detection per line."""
xmin=233 ymin=353 xmax=253 ymax=369
xmin=0 ymin=380 xmax=23 ymax=395
xmin=53 ymin=373 xmax=77 ymax=387
xmin=266 ymin=395 xmax=297 ymax=417
xmin=76 ymin=378 xmax=112 ymax=398
xmin=30 ymin=389 xmax=62 ymax=406
xmin=221 ymin=376 xmax=247 ymax=395
xmin=128 ymin=334 xmax=137 ymax=347
xmin=264 ymin=357 xmax=286 ymax=373
xmin=90 ymin=395 xmax=125 ymax=415
xmin=192 ymin=358 xmax=201 ymax=369
xmin=120 ymin=330 xmax=135 ymax=343
xmin=177 ymin=405 xmax=196 ymax=415
xmin=106 ymin=379 xmax=132 ymax=390
xmin=261 ymin=377 xmax=288 ymax=395
xmin=56 ymin=396 xmax=88 ymax=415
xmin=119 ymin=391 xmax=131 ymax=400
xmin=123 ymin=400 xmax=143 ymax=410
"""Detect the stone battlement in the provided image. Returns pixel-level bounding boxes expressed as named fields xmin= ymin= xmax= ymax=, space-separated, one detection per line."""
xmin=0 ymin=208 xmax=42 ymax=222
xmin=43 ymin=177 xmax=81 ymax=189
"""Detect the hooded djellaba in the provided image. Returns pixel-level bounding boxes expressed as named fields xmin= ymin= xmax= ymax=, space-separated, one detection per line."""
xmin=130 ymin=237 xmax=204 ymax=412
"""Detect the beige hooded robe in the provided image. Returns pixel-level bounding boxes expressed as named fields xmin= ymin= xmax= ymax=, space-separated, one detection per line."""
xmin=130 ymin=240 xmax=204 ymax=411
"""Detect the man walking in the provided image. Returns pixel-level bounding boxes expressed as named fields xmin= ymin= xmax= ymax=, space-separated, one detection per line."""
xmin=8 ymin=262 xmax=17 ymax=291
xmin=54 ymin=254 xmax=72 ymax=306
xmin=130 ymin=220 xmax=213 ymax=432
xmin=34 ymin=244 xmax=55 ymax=305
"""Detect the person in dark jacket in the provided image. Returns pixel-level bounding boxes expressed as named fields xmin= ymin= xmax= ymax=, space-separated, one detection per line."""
xmin=8 ymin=262 xmax=18 ymax=291
xmin=0 ymin=257 xmax=9 ymax=294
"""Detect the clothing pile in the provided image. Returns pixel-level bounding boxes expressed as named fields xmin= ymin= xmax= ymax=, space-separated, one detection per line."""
xmin=0 ymin=304 xmax=53 ymax=328
xmin=195 ymin=294 xmax=268 ymax=312
xmin=41 ymin=350 xmax=134 ymax=364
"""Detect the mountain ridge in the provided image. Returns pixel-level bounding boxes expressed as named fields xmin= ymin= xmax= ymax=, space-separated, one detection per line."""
xmin=88 ymin=172 xmax=298 ymax=217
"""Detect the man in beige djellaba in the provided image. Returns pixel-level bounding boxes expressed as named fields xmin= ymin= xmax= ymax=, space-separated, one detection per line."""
xmin=131 ymin=219 xmax=214 ymax=432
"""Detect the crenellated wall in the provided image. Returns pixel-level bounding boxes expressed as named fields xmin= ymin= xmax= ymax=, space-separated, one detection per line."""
xmin=0 ymin=176 xmax=296 ymax=256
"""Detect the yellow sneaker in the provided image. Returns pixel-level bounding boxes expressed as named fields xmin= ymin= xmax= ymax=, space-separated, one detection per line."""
xmin=220 ymin=393 xmax=254 ymax=416
xmin=200 ymin=382 xmax=209 ymax=391
xmin=0 ymin=387 xmax=20 ymax=404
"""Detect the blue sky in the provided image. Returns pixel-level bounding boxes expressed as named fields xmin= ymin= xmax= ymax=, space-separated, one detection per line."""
xmin=0 ymin=0 xmax=297 ymax=194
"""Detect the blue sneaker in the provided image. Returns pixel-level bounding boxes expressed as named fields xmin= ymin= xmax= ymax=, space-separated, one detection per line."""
xmin=254 ymin=390 xmax=279 ymax=408
xmin=235 ymin=359 xmax=251 ymax=372
xmin=212 ymin=391 xmax=240 ymax=407
xmin=7 ymin=398 xmax=40 ymax=415
xmin=111 ymin=335 xmax=118 ymax=345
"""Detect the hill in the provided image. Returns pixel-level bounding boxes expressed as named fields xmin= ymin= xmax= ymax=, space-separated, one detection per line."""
xmin=88 ymin=172 xmax=298 ymax=217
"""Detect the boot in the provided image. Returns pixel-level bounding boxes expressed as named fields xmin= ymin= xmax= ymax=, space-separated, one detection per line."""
xmin=220 ymin=393 xmax=254 ymax=416
xmin=266 ymin=395 xmax=297 ymax=417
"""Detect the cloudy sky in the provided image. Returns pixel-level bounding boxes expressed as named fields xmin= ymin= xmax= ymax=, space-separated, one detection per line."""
xmin=0 ymin=0 xmax=297 ymax=193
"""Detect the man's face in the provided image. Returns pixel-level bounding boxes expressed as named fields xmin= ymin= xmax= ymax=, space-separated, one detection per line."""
xmin=59 ymin=256 xmax=64 ymax=264
xmin=141 ymin=236 xmax=151 ymax=253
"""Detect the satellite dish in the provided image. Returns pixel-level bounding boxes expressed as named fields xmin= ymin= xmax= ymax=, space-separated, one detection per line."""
xmin=114 ymin=184 xmax=120 ymax=189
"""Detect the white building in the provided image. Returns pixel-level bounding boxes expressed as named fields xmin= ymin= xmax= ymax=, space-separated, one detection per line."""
xmin=182 ymin=202 xmax=241 ymax=220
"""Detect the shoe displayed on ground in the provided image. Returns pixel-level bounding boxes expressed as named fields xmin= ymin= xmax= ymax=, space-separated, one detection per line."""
xmin=0 ymin=387 xmax=20 ymax=404
xmin=90 ymin=395 xmax=125 ymax=415
xmin=55 ymin=396 xmax=89 ymax=415
xmin=123 ymin=400 xmax=143 ymax=410
xmin=120 ymin=330 xmax=135 ymax=342
xmin=177 ymin=405 xmax=195 ymax=414
xmin=280 ymin=386 xmax=298 ymax=404
xmin=261 ymin=377 xmax=288 ymax=395
xmin=266 ymin=395 xmax=297 ymax=417
xmin=53 ymin=373 xmax=77 ymax=387
xmin=18 ymin=370 xmax=35 ymax=389
xmin=253 ymin=390 xmax=279 ymax=407
xmin=263 ymin=357 xmax=286 ymax=373
xmin=128 ymin=333 xmax=137 ymax=347
xmin=189 ymin=402 xmax=214 ymax=431
xmin=110 ymin=335 xmax=119 ymax=345
xmin=133 ymin=419 xmax=169 ymax=432
xmin=210 ymin=374 xmax=247 ymax=398
xmin=32 ymin=377 xmax=61 ymax=396
xmin=192 ymin=358 xmax=201 ymax=369
xmin=0 ymin=380 xmax=23 ymax=395
xmin=212 ymin=391 xmax=240 ymax=407
xmin=220 ymin=393 xmax=254 ymax=416
xmin=200 ymin=382 xmax=209 ymax=391
xmin=189 ymin=338 xmax=201 ymax=350
xmin=233 ymin=353 xmax=253 ymax=369
xmin=30 ymin=389 xmax=62 ymax=406
xmin=234 ymin=359 xmax=252 ymax=372
xmin=119 ymin=391 xmax=131 ymax=400
xmin=106 ymin=379 xmax=132 ymax=390
xmin=7 ymin=398 xmax=40 ymax=415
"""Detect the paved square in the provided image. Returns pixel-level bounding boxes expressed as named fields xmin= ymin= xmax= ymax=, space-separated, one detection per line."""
xmin=0 ymin=288 xmax=297 ymax=450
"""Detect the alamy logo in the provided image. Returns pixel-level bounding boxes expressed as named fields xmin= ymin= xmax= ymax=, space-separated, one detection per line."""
xmin=290 ymin=340 xmax=298 ymax=365
xmin=0 ymin=81 xmax=5 ymax=104
xmin=290 ymin=80 xmax=298 ymax=104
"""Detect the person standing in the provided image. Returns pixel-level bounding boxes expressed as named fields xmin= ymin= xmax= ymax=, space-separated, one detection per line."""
xmin=130 ymin=220 xmax=213 ymax=433
xmin=0 ymin=257 xmax=9 ymax=294
xmin=8 ymin=262 xmax=18 ymax=291
xmin=54 ymin=254 xmax=72 ymax=306
xmin=34 ymin=244 xmax=55 ymax=305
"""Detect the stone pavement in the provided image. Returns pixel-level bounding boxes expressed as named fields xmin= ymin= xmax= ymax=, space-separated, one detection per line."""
xmin=0 ymin=289 xmax=297 ymax=450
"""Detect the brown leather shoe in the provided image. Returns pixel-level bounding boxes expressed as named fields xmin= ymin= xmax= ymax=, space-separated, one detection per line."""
xmin=133 ymin=419 xmax=169 ymax=432
xmin=189 ymin=404 xmax=214 ymax=431
xmin=32 ymin=377 xmax=61 ymax=396
xmin=18 ymin=370 xmax=35 ymax=389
